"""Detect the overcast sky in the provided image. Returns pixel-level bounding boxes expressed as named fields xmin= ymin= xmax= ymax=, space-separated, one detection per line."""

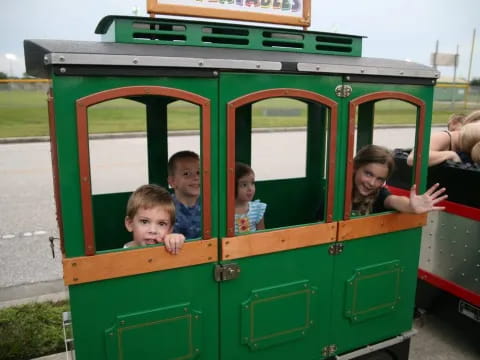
xmin=1 ymin=0 xmax=479 ymax=80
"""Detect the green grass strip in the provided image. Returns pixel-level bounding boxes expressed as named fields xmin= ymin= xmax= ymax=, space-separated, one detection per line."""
xmin=0 ymin=90 xmax=476 ymax=138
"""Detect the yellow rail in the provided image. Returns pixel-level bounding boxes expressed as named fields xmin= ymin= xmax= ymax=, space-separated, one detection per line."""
xmin=436 ymin=83 xmax=469 ymax=89
xmin=0 ymin=79 xmax=50 ymax=83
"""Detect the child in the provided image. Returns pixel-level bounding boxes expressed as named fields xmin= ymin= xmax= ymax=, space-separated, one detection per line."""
xmin=407 ymin=122 xmax=480 ymax=166
xmin=235 ymin=162 xmax=266 ymax=234
xmin=352 ymin=145 xmax=447 ymax=216
xmin=124 ymin=184 xmax=185 ymax=254
xmin=167 ymin=151 xmax=201 ymax=239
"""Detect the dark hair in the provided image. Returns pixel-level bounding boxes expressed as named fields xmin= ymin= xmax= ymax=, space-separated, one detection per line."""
xmin=352 ymin=145 xmax=395 ymax=215
xmin=235 ymin=162 xmax=254 ymax=197
xmin=354 ymin=144 xmax=395 ymax=178
xmin=167 ymin=151 xmax=200 ymax=176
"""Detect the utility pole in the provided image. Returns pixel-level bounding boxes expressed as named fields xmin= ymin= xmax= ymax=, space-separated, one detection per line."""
xmin=465 ymin=28 xmax=476 ymax=109
xmin=433 ymin=40 xmax=439 ymax=70
xmin=450 ymin=44 xmax=459 ymax=111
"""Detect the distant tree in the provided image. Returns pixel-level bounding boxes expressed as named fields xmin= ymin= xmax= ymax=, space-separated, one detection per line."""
xmin=471 ymin=78 xmax=480 ymax=86
xmin=0 ymin=72 xmax=7 ymax=79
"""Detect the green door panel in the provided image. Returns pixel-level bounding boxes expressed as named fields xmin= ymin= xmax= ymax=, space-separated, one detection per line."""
xmin=218 ymin=72 xmax=340 ymax=360
xmin=240 ymin=280 xmax=318 ymax=351
xmin=344 ymin=260 xmax=401 ymax=323
xmin=69 ymin=261 xmax=218 ymax=360
xmin=220 ymin=246 xmax=334 ymax=360
xmin=105 ymin=303 xmax=202 ymax=360
xmin=331 ymin=228 xmax=421 ymax=356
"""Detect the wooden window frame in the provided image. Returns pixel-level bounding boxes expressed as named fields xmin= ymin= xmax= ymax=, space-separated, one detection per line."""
xmin=344 ymin=91 xmax=426 ymax=220
xmin=226 ymin=88 xmax=338 ymax=237
xmin=76 ymin=86 xmax=212 ymax=255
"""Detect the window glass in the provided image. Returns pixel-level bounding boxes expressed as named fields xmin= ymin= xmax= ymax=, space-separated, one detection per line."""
xmin=233 ymin=97 xmax=330 ymax=235
xmin=349 ymin=99 xmax=418 ymax=218
xmin=88 ymin=98 xmax=147 ymax=195
xmin=251 ymin=98 xmax=307 ymax=180
xmin=167 ymin=101 xmax=200 ymax=156
xmin=85 ymin=96 xmax=203 ymax=252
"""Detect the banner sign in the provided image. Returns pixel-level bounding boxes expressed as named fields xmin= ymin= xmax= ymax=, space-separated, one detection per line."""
xmin=430 ymin=53 xmax=459 ymax=67
xmin=147 ymin=0 xmax=311 ymax=27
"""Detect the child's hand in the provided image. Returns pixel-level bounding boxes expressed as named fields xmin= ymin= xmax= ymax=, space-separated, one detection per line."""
xmin=163 ymin=233 xmax=185 ymax=255
xmin=409 ymin=183 xmax=447 ymax=214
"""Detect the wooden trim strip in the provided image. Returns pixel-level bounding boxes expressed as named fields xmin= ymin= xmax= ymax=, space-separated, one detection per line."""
xmin=76 ymin=102 xmax=95 ymax=255
xmin=147 ymin=1 xmax=310 ymax=27
xmin=226 ymin=88 xmax=338 ymax=236
xmin=76 ymin=86 xmax=211 ymax=255
xmin=63 ymin=238 xmax=217 ymax=285
xmin=344 ymin=100 xmax=357 ymax=219
xmin=202 ymin=105 xmax=212 ymax=239
xmin=226 ymin=102 xmax=236 ymax=237
xmin=302 ymin=0 xmax=312 ymax=29
xmin=345 ymin=91 xmax=426 ymax=220
xmin=338 ymin=212 xmax=427 ymax=242
xmin=47 ymin=88 xmax=65 ymax=255
xmin=414 ymin=105 xmax=426 ymax=188
xmin=221 ymin=222 xmax=337 ymax=261
xmin=326 ymin=103 xmax=338 ymax=223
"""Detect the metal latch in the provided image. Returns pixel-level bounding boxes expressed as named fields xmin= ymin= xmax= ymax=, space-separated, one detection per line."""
xmin=335 ymin=84 xmax=352 ymax=98
xmin=49 ymin=236 xmax=59 ymax=258
xmin=214 ymin=263 xmax=240 ymax=282
xmin=322 ymin=344 xmax=337 ymax=357
xmin=328 ymin=243 xmax=344 ymax=256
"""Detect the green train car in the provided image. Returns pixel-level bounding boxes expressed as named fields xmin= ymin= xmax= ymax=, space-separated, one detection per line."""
xmin=24 ymin=15 xmax=438 ymax=360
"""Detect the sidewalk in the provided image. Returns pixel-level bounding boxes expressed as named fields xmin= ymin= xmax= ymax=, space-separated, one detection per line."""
xmin=0 ymin=279 xmax=67 ymax=309
xmin=32 ymin=353 xmax=66 ymax=360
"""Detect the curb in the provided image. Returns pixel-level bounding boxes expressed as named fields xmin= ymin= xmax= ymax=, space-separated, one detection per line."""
xmin=0 ymin=125 xmax=441 ymax=145
xmin=30 ymin=352 xmax=66 ymax=360
xmin=0 ymin=279 xmax=67 ymax=309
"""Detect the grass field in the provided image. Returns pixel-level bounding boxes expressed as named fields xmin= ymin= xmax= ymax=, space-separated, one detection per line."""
xmin=0 ymin=90 xmax=477 ymax=138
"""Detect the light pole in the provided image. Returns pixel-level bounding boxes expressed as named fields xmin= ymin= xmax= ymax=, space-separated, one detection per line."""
xmin=5 ymin=53 xmax=17 ymax=77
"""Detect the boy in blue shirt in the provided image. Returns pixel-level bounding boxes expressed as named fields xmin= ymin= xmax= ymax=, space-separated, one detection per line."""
xmin=167 ymin=151 xmax=201 ymax=239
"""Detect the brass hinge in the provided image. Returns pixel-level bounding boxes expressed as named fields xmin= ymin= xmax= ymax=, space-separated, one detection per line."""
xmin=328 ymin=243 xmax=344 ymax=256
xmin=322 ymin=344 xmax=337 ymax=357
xmin=214 ymin=263 xmax=240 ymax=282
xmin=335 ymin=84 xmax=352 ymax=98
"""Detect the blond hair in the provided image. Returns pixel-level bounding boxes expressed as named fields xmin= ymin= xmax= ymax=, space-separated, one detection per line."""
xmin=464 ymin=110 xmax=480 ymax=125
xmin=447 ymin=113 xmax=465 ymax=131
xmin=471 ymin=142 xmax=480 ymax=163
xmin=126 ymin=184 xmax=176 ymax=223
xmin=459 ymin=123 xmax=480 ymax=152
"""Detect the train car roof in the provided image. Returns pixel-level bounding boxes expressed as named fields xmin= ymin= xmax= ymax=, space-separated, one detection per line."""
xmin=24 ymin=38 xmax=439 ymax=83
